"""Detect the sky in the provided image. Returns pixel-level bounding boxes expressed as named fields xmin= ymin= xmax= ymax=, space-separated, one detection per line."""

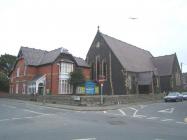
xmin=0 ymin=0 xmax=187 ymax=72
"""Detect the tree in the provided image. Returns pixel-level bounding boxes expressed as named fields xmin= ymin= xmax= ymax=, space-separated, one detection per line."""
xmin=0 ymin=72 xmax=9 ymax=92
xmin=0 ymin=54 xmax=16 ymax=76
xmin=69 ymin=69 xmax=85 ymax=94
xmin=0 ymin=54 xmax=16 ymax=92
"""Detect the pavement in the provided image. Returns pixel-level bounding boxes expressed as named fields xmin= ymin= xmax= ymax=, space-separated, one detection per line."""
xmin=0 ymin=98 xmax=187 ymax=140
xmin=0 ymin=97 xmax=163 ymax=111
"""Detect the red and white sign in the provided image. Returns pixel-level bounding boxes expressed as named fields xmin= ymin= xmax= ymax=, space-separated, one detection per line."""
xmin=98 ymin=75 xmax=105 ymax=84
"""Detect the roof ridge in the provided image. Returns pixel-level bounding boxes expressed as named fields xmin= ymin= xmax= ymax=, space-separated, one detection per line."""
xmin=21 ymin=46 xmax=48 ymax=52
xmin=100 ymin=32 xmax=151 ymax=54
xmin=154 ymin=53 xmax=175 ymax=58
xmin=74 ymin=56 xmax=84 ymax=59
xmin=48 ymin=47 xmax=62 ymax=53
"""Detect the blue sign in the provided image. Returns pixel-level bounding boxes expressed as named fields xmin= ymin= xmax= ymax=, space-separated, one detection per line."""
xmin=85 ymin=81 xmax=96 ymax=95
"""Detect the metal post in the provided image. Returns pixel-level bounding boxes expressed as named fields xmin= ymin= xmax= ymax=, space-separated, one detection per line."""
xmin=43 ymin=82 xmax=46 ymax=105
xmin=181 ymin=62 xmax=183 ymax=73
xmin=100 ymin=83 xmax=103 ymax=104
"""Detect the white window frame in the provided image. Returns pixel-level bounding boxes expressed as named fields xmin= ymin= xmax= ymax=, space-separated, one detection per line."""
xmin=16 ymin=67 xmax=20 ymax=77
xmin=22 ymin=84 xmax=26 ymax=94
xmin=16 ymin=83 xmax=19 ymax=94
xmin=59 ymin=79 xmax=72 ymax=94
xmin=24 ymin=66 xmax=27 ymax=76
xmin=59 ymin=62 xmax=73 ymax=94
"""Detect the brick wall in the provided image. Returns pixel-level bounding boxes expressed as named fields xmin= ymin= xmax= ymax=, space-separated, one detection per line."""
xmin=10 ymin=59 xmax=90 ymax=95
xmin=37 ymin=63 xmax=59 ymax=95
xmin=82 ymin=68 xmax=91 ymax=81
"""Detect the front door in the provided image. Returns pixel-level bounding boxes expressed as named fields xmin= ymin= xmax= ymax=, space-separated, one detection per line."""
xmin=38 ymin=83 xmax=44 ymax=95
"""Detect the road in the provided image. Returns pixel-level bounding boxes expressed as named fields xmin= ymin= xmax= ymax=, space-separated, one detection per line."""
xmin=0 ymin=98 xmax=187 ymax=140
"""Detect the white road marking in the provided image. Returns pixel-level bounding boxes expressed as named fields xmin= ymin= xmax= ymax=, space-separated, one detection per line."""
xmin=102 ymin=110 xmax=122 ymax=116
xmin=118 ymin=109 xmax=126 ymax=116
xmin=0 ymin=119 xmax=11 ymax=122
xmin=146 ymin=117 xmax=160 ymax=120
xmin=139 ymin=105 xmax=147 ymax=109
xmin=128 ymin=107 xmax=146 ymax=118
xmin=0 ymin=114 xmax=53 ymax=122
xmin=12 ymin=117 xmax=21 ymax=120
xmin=134 ymin=115 xmax=147 ymax=118
xmin=24 ymin=116 xmax=33 ymax=119
xmin=24 ymin=109 xmax=47 ymax=115
xmin=155 ymin=138 xmax=164 ymax=140
xmin=128 ymin=107 xmax=138 ymax=117
xmin=158 ymin=108 xmax=174 ymax=114
xmin=176 ymin=121 xmax=187 ymax=125
xmin=72 ymin=138 xmax=96 ymax=140
xmin=161 ymin=119 xmax=173 ymax=122
xmin=2 ymin=104 xmax=16 ymax=109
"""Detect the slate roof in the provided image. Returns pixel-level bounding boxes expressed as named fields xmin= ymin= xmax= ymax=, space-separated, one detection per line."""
xmin=19 ymin=47 xmax=88 ymax=67
xmin=153 ymin=54 xmax=175 ymax=76
xmin=74 ymin=57 xmax=90 ymax=68
xmin=20 ymin=47 xmax=46 ymax=66
xmin=101 ymin=33 xmax=155 ymax=72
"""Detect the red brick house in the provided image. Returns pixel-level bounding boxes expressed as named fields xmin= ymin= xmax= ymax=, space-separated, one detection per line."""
xmin=9 ymin=47 xmax=90 ymax=95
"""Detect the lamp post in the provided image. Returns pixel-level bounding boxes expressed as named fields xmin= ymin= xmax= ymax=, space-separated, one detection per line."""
xmin=99 ymin=76 xmax=105 ymax=105
xmin=100 ymin=83 xmax=103 ymax=104
xmin=181 ymin=62 xmax=183 ymax=73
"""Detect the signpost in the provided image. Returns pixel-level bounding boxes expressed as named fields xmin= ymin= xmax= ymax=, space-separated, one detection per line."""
xmin=98 ymin=76 xmax=105 ymax=105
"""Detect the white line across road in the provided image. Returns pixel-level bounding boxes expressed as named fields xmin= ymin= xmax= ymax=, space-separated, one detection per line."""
xmin=1 ymin=104 xmax=17 ymax=109
xmin=161 ymin=119 xmax=174 ymax=122
xmin=24 ymin=109 xmax=48 ymax=115
xmin=146 ymin=117 xmax=160 ymax=120
xmin=0 ymin=114 xmax=52 ymax=122
xmin=72 ymin=138 xmax=96 ymax=140
xmin=176 ymin=121 xmax=187 ymax=125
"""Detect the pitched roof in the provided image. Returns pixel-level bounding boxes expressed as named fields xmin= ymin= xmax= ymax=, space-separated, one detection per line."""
xmin=74 ymin=57 xmax=90 ymax=68
xmin=101 ymin=33 xmax=155 ymax=72
xmin=19 ymin=47 xmax=88 ymax=67
xmin=20 ymin=47 xmax=46 ymax=66
xmin=153 ymin=54 xmax=175 ymax=76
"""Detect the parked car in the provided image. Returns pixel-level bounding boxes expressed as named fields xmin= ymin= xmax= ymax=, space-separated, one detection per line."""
xmin=164 ymin=92 xmax=183 ymax=102
xmin=182 ymin=92 xmax=187 ymax=100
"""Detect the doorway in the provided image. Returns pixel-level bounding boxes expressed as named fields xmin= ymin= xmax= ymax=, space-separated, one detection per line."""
xmin=38 ymin=83 xmax=44 ymax=95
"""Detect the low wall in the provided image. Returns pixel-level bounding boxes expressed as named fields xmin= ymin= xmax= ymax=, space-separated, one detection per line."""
xmin=0 ymin=93 xmax=164 ymax=106
xmin=81 ymin=94 xmax=164 ymax=106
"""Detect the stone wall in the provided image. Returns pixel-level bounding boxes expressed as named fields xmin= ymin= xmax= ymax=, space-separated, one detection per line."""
xmin=0 ymin=93 xmax=164 ymax=106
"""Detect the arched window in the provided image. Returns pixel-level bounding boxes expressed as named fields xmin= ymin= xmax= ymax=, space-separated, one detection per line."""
xmin=103 ymin=62 xmax=107 ymax=79
xmin=91 ymin=63 xmax=94 ymax=80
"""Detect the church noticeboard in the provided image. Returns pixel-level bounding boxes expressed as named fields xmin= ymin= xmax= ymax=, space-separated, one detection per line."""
xmin=85 ymin=81 xmax=96 ymax=95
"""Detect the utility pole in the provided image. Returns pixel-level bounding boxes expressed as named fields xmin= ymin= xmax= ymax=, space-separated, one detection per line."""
xmin=181 ymin=62 xmax=183 ymax=73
